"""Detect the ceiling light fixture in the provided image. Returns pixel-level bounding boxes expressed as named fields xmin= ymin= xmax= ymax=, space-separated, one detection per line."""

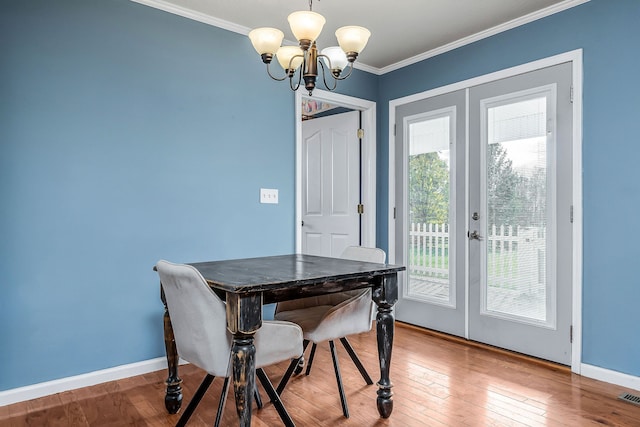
xmin=248 ymin=0 xmax=371 ymax=96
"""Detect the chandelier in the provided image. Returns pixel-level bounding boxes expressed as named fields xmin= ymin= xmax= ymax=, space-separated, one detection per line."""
xmin=248 ymin=0 xmax=371 ymax=96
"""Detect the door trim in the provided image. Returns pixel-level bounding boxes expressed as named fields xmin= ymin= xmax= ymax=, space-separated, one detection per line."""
xmin=388 ymin=49 xmax=583 ymax=373
xmin=296 ymin=89 xmax=377 ymax=253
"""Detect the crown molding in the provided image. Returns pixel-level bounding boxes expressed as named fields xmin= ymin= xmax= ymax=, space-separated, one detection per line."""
xmin=378 ymin=0 xmax=590 ymax=74
xmin=131 ymin=0 xmax=589 ymax=76
xmin=131 ymin=0 xmax=251 ymax=35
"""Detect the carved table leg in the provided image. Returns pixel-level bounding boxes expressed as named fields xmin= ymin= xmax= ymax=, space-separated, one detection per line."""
xmin=161 ymin=286 xmax=182 ymax=414
xmin=226 ymin=293 xmax=262 ymax=427
xmin=230 ymin=334 xmax=256 ymax=426
xmin=372 ymin=274 xmax=398 ymax=418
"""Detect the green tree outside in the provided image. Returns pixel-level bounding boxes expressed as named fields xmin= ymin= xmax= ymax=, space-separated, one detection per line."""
xmin=409 ymin=152 xmax=449 ymax=224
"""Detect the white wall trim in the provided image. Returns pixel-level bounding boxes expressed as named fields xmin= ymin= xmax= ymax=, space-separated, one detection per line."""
xmin=295 ymin=89 xmax=377 ymax=252
xmin=0 ymin=357 xmax=187 ymax=407
xmin=570 ymin=51 xmax=584 ymax=374
xmin=581 ymin=364 xmax=640 ymax=392
xmin=130 ymin=0 xmax=589 ymax=76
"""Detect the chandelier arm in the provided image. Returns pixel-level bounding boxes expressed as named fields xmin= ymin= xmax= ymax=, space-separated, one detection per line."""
xmin=289 ymin=64 xmax=303 ymax=92
xmin=333 ymin=62 xmax=355 ymax=81
xmin=318 ymin=60 xmax=338 ymax=91
xmin=317 ymin=53 xmax=333 ymax=70
xmin=266 ymin=63 xmax=288 ymax=81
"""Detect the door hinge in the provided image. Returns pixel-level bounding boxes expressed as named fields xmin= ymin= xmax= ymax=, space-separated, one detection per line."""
xmin=393 ymin=123 xmax=396 ymax=136
xmin=357 ymin=128 xmax=364 ymax=139
xmin=570 ymin=85 xmax=574 ymax=103
xmin=357 ymin=204 xmax=364 ymax=214
xmin=393 ymin=207 xmax=396 ymax=219
xmin=570 ymin=205 xmax=574 ymax=223
xmin=570 ymin=325 xmax=573 ymax=343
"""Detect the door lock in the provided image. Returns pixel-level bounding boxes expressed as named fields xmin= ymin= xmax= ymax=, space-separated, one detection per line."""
xmin=468 ymin=230 xmax=482 ymax=240
xmin=472 ymin=212 xmax=479 ymax=221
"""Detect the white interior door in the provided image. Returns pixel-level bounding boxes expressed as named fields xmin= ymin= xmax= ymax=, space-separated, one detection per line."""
xmin=301 ymin=110 xmax=361 ymax=257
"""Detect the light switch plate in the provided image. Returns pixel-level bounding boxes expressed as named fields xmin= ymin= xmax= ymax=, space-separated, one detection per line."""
xmin=260 ymin=188 xmax=279 ymax=204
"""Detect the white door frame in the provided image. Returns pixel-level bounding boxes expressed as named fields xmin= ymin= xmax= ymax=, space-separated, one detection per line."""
xmin=296 ymin=89 xmax=377 ymax=253
xmin=388 ymin=49 xmax=583 ymax=373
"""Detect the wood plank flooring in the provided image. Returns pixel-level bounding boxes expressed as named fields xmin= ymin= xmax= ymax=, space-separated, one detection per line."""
xmin=2 ymin=323 xmax=639 ymax=426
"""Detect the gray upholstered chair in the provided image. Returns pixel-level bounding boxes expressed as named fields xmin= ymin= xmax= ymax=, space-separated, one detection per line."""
xmin=273 ymin=246 xmax=386 ymax=418
xmin=155 ymin=260 xmax=303 ymax=427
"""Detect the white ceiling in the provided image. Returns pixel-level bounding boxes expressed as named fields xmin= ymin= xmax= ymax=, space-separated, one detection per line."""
xmin=136 ymin=0 xmax=588 ymax=73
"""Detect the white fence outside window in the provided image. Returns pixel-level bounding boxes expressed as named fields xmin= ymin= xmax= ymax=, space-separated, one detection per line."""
xmin=409 ymin=223 xmax=546 ymax=292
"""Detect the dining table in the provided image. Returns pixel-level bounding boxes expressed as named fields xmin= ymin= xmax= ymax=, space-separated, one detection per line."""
xmin=158 ymin=253 xmax=405 ymax=426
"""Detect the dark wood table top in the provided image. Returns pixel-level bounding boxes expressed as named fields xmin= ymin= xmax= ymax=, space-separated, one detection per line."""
xmin=190 ymin=254 xmax=404 ymax=300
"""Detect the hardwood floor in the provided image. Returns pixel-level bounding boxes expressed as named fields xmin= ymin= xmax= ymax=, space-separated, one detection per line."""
xmin=2 ymin=323 xmax=639 ymax=426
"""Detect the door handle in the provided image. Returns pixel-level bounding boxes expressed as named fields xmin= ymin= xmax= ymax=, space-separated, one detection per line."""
xmin=468 ymin=230 xmax=482 ymax=240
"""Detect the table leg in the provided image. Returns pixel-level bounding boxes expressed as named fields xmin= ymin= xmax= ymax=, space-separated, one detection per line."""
xmin=161 ymin=286 xmax=182 ymax=414
xmin=372 ymin=274 xmax=398 ymax=418
xmin=230 ymin=334 xmax=256 ymax=426
xmin=226 ymin=293 xmax=262 ymax=427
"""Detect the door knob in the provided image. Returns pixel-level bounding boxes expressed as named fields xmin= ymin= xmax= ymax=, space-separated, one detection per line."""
xmin=468 ymin=230 xmax=482 ymax=240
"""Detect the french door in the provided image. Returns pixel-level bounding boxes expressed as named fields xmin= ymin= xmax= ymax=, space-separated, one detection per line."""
xmin=394 ymin=90 xmax=467 ymax=337
xmin=394 ymin=62 xmax=573 ymax=364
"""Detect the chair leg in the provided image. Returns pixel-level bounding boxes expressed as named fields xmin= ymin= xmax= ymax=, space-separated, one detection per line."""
xmin=339 ymin=337 xmax=374 ymax=385
xmin=176 ymin=374 xmax=215 ymax=427
xmin=213 ymin=377 xmax=230 ymax=427
xmin=294 ymin=339 xmax=309 ymax=375
xmin=276 ymin=340 xmax=309 ymax=395
xmin=276 ymin=357 xmax=301 ymax=395
xmin=254 ymin=384 xmax=263 ymax=409
xmin=329 ymin=340 xmax=349 ymax=418
xmin=256 ymin=368 xmax=296 ymax=427
xmin=305 ymin=343 xmax=318 ymax=376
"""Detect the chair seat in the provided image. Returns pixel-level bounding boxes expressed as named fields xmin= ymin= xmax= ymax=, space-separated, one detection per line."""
xmin=274 ymin=305 xmax=332 ymax=336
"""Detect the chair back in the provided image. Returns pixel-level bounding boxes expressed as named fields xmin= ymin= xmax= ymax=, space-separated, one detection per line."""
xmin=340 ymin=246 xmax=386 ymax=264
xmin=155 ymin=260 xmax=232 ymax=377
xmin=276 ymin=246 xmax=386 ymax=313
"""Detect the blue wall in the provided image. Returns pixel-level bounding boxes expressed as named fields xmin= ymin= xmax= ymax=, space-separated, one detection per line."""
xmin=377 ymin=0 xmax=640 ymax=377
xmin=2 ymin=0 xmax=638 ymax=392
xmin=0 ymin=0 xmax=376 ymax=391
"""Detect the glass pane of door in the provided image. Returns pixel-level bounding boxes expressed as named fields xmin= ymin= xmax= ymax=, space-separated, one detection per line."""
xmin=481 ymin=91 xmax=555 ymax=327
xmin=407 ymin=113 xmax=453 ymax=304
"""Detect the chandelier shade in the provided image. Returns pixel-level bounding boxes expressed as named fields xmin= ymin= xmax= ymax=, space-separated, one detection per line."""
xmin=321 ymin=46 xmax=349 ymax=72
xmin=287 ymin=11 xmax=326 ymax=45
xmin=277 ymin=46 xmax=305 ymax=72
xmin=248 ymin=27 xmax=284 ymax=56
xmin=248 ymin=0 xmax=371 ymax=96
xmin=335 ymin=26 xmax=371 ymax=54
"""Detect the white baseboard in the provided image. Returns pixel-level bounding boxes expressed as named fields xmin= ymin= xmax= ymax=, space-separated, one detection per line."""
xmin=3 ymin=358 xmax=638 ymax=407
xmin=0 ymin=357 xmax=187 ymax=407
xmin=581 ymin=363 xmax=640 ymax=392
